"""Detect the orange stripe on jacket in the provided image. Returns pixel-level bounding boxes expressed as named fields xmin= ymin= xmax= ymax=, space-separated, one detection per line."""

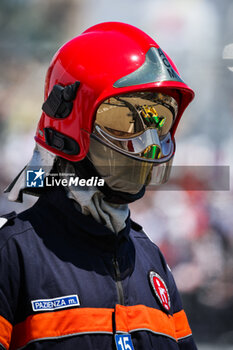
xmin=0 ymin=315 xmax=13 ymax=350
xmin=115 ymin=304 xmax=177 ymax=340
xmin=10 ymin=308 xmax=114 ymax=350
xmin=173 ymin=309 xmax=192 ymax=340
xmin=10 ymin=306 xmax=192 ymax=349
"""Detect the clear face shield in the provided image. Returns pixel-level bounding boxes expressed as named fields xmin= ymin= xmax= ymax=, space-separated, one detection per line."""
xmin=88 ymin=92 xmax=178 ymax=193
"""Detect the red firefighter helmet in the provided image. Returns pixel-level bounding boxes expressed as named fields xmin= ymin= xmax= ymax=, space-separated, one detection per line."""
xmin=35 ymin=22 xmax=194 ymax=162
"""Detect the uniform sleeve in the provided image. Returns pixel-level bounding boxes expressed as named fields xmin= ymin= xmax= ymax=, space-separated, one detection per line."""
xmin=0 ymin=240 xmax=20 ymax=350
xmin=157 ymin=248 xmax=198 ymax=350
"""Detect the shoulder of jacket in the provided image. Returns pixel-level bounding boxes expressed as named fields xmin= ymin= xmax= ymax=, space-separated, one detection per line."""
xmin=130 ymin=219 xmax=149 ymax=240
xmin=0 ymin=211 xmax=33 ymax=249
xmin=130 ymin=221 xmax=164 ymax=256
xmin=0 ymin=211 xmax=17 ymax=229
xmin=130 ymin=219 xmax=156 ymax=243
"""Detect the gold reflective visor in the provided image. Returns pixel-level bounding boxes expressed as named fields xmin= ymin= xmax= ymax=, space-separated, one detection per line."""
xmin=93 ymin=92 xmax=178 ymax=162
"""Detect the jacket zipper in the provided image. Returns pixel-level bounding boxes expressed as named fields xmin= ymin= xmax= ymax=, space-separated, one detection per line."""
xmin=112 ymin=257 xmax=124 ymax=305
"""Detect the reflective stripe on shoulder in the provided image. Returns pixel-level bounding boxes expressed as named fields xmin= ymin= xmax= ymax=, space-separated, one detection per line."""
xmin=0 ymin=218 xmax=8 ymax=230
xmin=0 ymin=315 xmax=13 ymax=350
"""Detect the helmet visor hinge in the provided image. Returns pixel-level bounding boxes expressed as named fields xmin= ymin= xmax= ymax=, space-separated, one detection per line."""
xmin=42 ymin=81 xmax=80 ymax=119
xmin=44 ymin=128 xmax=80 ymax=155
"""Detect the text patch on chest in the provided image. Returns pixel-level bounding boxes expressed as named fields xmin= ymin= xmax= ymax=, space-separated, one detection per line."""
xmin=31 ymin=294 xmax=80 ymax=312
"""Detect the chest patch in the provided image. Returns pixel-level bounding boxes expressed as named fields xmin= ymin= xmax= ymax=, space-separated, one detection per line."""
xmin=31 ymin=294 xmax=80 ymax=312
xmin=149 ymin=271 xmax=171 ymax=312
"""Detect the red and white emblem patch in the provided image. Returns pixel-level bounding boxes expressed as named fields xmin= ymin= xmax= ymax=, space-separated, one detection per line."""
xmin=149 ymin=271 xmax=171 ymax=311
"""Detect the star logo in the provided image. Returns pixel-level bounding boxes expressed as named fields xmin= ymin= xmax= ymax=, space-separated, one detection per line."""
xmin=26 ymin=168 xmax=45 ymax=187
xmin=33 ymin=168 xmax=45 ymax=181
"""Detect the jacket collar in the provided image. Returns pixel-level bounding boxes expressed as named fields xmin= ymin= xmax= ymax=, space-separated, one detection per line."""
xmin=37 ymin=186 xmax=132 ymax=241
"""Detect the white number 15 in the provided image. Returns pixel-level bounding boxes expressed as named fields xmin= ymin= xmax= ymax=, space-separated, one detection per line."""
xmin=118 ymin=336 xmax=133 ymax=350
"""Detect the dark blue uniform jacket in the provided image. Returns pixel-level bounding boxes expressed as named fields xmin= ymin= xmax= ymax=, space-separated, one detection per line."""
xmin=0 ymin=187 xmax=197 ymax=349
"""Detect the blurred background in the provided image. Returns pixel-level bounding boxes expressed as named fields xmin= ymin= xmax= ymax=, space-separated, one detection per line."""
xmin=0 ymin=0 xmax=233 ymax=348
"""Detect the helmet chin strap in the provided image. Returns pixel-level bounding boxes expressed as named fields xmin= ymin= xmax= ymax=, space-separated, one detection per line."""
xmin=70 ymin=157 xmax=146 ymax=204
